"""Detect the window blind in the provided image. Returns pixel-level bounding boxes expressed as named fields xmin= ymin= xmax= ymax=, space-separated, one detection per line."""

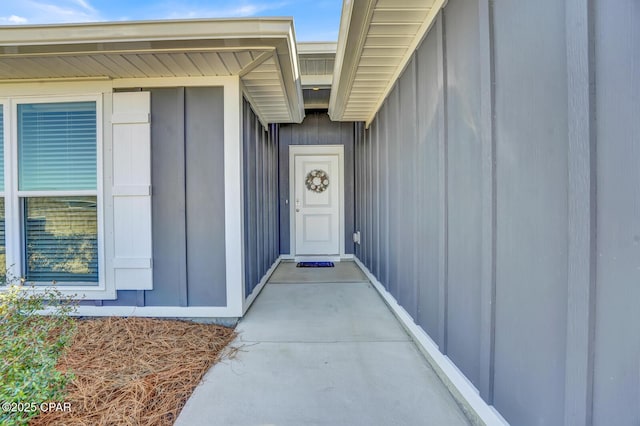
xmin=24 ymin=197 xmax=98 ymax=283
xmin=18 ymin=102 xmax=97 ymax=191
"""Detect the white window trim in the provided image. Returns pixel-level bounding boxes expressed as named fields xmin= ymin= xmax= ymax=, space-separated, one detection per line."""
xmin=0 ymin=94 xmax=107 ymax=297
xmin=0 ymin=100 xmax=7 ymax=282
xmin=0 ymin=99 xmax=6 ymax=200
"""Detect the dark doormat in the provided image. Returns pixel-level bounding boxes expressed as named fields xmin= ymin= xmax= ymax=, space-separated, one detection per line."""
xmin=296 ymin=261 xmax=335 ymax=268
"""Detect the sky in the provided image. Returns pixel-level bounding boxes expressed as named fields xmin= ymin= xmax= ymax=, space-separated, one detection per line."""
xmin=0 ymin=0 xmax=343 ymax=41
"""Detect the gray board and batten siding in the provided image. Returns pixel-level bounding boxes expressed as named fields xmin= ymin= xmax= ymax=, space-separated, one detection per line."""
xmin=278 ymin=111 xmax=356 ymax=256
xmin=93 ymin=87 xmax=227 ymax=308
xmin=592 ymin=1 xmax=639 ymax=424
xmin=243 ymin=98 xmax=280 ymax=298
xmin=353 ymin=1 xmax=639 ymax=425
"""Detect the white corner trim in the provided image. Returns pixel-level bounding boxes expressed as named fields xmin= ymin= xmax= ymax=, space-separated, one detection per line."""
xmin=242 ymin=256 xmax=282 ymax=315
xmin=353 ymin=257 xmax=510 ymax=426
xmin=223 ymin=77 xmax=245 ymax=317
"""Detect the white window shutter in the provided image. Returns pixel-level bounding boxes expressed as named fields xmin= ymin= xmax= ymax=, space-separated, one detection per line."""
xmin=112 ymin=92 xmax=153 ymax=290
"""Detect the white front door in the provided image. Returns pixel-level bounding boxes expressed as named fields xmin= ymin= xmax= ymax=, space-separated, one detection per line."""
xmin=290 ymin=146 xmax=344 ymax=256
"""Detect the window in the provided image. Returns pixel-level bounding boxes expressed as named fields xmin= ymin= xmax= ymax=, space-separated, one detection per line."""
xmin=18 ymin=102 xmax=97 ymax=191
xmin=0 ymin=98 xmax=101 ymax=287
xmin=17 ymin=101 xmax=98 ymax=284
xmin=24 ymin=197 xmax=97 ymax=283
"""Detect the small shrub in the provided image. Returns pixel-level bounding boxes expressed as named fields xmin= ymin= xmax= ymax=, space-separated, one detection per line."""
xmin=0 ymin=281 xmax=77 ymax=426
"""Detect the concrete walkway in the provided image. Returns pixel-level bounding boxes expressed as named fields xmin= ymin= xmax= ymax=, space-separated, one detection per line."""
xmin=176 ymin=263 xmax=470 ymax=426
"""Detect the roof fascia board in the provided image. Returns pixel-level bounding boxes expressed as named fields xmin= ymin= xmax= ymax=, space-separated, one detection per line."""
xmin=297 ymin=42 xmax=337 ymax=55
xmin=328 ymin=0 xmax=377 ymax=121
xmin=0 ymin=18 xmax=296 ymax=47
xmin=274 ymin=26 xmax=305 ymax=123
xmin=365 ymin=0 xmax=449 ymax=126
xmin=0 ymin=45 xmax=275 ymax=59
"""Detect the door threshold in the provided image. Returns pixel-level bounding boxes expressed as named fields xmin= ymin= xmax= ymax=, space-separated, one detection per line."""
xmin=293 ymin=255 xmax=342 ymax=263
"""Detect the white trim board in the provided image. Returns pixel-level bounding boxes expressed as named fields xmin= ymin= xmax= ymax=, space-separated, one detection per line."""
xmin=71 ymin=305 xmax=239 ymax=318
xmin=280 ymin=254 xmax=355 ymax=261
xmin=353 ymin=257 xmax=510 ymax=426
xmin=242 ymin=256 xmax=282 ymax=315
xmin=72 ymin=256 xmax=283 ymax=318
xmin=294 ymin=255 xmax=342 ymax=263
xmin=223 ymin=77 xmax=245 ymax=317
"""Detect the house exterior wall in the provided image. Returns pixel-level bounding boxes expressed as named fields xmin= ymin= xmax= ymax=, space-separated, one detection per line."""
xmin=278 ymin=111 xmax=356 ymax=255
xmin=442 ymin=0 xmax=483 ymax=389
xmin=0 ymin=78 xmax=245 ymax=315
xmin=243 ymin=98 xmax=279 ymax=299
xmin=492 ymin=2 xmax=569 ymax=423
xmin=354 ymin=1 xmax=639 ymax=425
xmin=99 ymin=87 xmax=227 ymax=308
xmin=592 ymin=1 xmax=639 ymax=424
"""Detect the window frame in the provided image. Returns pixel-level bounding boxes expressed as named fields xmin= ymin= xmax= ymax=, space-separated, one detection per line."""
xmin=1 ymin=94 xmax=105 ymax=291
xmin=0 ymin=101 xmax=6 ymax=281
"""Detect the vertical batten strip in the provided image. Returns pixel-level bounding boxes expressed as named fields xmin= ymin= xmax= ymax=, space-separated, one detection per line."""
xmin=436 ymin=11 xmax=449 ymax=352
xmin=373 ymin=119 xmax=380 ymax=278
xmin=177 ymin=88 xmax=188 ymax=307
xmin=478 ymin=0 xmax=497 ymax=403
xmin=564 ymin=0 xmax=597 ymax=424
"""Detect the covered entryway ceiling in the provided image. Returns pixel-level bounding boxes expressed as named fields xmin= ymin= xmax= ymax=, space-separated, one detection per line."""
xmin=298 ymin=42 xmax=336 ymax=110
xmin=329 ymin=0 xmax=446 ymax=125
xmin=0 ymin=19 xmax=305 ymax=124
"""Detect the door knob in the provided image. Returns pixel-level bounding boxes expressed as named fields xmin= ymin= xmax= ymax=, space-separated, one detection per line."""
xmin=295 ymin=199 xmax=300 ymax=212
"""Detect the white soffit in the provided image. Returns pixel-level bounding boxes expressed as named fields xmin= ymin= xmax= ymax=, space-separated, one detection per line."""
xmin=0 ymin=18 xmax=304 ymax=123
xmin=329 ymin=0 xmax=447 ymax=125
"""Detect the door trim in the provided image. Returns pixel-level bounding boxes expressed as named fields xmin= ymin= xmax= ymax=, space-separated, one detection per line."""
xmin=289 ymin=145 xmax=345 ymax=259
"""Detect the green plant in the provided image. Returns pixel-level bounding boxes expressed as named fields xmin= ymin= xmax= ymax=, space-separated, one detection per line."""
xmin=0 ymin=280 xmax=77 ymax=426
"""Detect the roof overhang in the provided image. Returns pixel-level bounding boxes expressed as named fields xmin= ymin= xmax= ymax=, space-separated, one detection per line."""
xmin=0 ymin=18 xmax=305 ymax=124
xmin=329 ymin=0 xmax=447 ymax=125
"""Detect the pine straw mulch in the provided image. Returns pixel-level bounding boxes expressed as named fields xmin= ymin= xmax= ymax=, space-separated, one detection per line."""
xmin=31 ymin=317 xmax=237 ymax=426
